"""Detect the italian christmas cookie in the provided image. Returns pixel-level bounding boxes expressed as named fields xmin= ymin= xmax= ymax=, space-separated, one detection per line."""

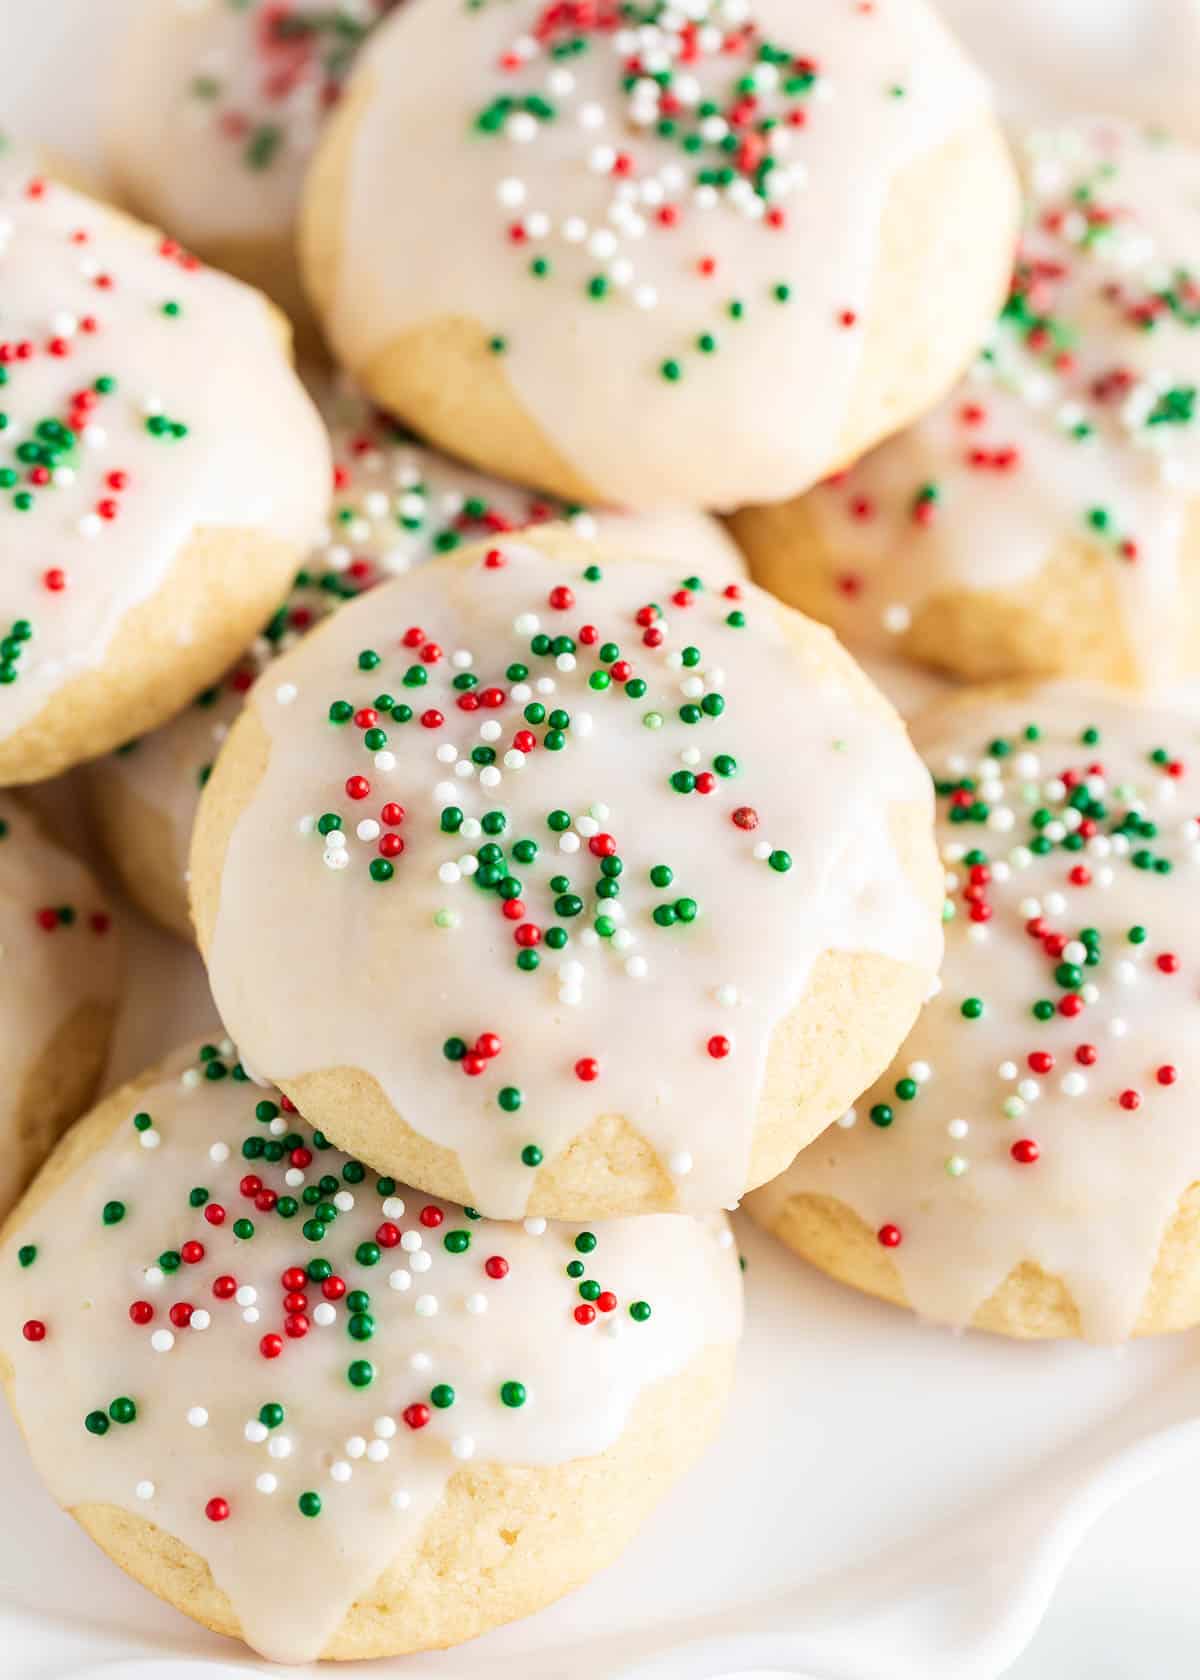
xmin=747 ymin=684 xmax=1200 ymax=1342
xmin=0 ymin=159 xmax=330 ymax=784
xmin=733 ymin=119 xmax=1200 ymax=689
xmin=0 ymin=1040 xmax=742 ymax=1662
xmin=190 ymin=529 xmax=944 ymax=1219
xmin=84 ymin=384 xmax=745 ymax=941
xmin=0 ymin=793 xmax=120 ymax=1218
xmin=299 ymin=0 xmax=1017 ymax=510
xmin=106 ymin=0 xmax=398 ymax=342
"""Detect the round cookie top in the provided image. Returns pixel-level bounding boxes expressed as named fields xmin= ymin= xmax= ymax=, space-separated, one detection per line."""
xmin=194 ymin=533 xmax=942 ymax=1217
xmin=800 ymin=119 xmax=1200 ymax=685
xmin=96 ymin=382 xmax=744 ymax=907
xmin=313 ymin=0 xmax=993 ymax=508
xmin=0 ymin=793 xmax=120 ymax=1207
xmin=0 ymin=1039 xmax=742 ymax=1663
xmin=0 ymin=158 xmax=329 ymax=746
xmin=107 ymin=0 xmax=398 ymax=246
xmin=752 ymin=684 xmax=1200 ymax=1341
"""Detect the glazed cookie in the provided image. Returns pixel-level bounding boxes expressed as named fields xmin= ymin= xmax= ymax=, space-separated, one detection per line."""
xmin=0 ymin=793 xmax=120 ymax=1218
xmin=85 ymin=383 xmax=745 ymax=941
xmin=0 ymin=1040 xmax=742 ymax=1662
xmin=191 ymin=530 xmax=944 ymax=1218
xmin=299 ymin=0 xmax=1017 ymax=510
xmin=747 ymin=684 xmax=1200 ymax=1342
xmin=0 ymin=161 xmax=330 ymax=784
xmin=106 ymin=0 xmax=398 ymax=341
xmin=734 ymin=120 xmax=1200 ymax=690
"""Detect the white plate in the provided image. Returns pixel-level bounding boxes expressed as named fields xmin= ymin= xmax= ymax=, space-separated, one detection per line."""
xmin=8 ymin=3 xmax=1200 ymax=1676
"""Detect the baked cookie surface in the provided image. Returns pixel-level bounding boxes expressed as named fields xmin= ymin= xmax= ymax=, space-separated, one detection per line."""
xmin=191 ymin=530 xmax=943 ymax=1218
xmin=0 ymin=792 xmax=120 ymax=1218
xmin=0 ymin=1040 xmax=741 ymax=1661
xmin=734 ymin=120 xmax=1200 ymax=690
xmin=0 ymin=160 xmax=330 ymax=782
xmin=301 ymin=0 xmax=1016 ymax=508
xmin=748 ymin=683 xmax=1200 ymax=1341
xmin=106 ymin=0 xmax=399 ymax=334
xmin=85 ymin=383 xmax=745 ymax=940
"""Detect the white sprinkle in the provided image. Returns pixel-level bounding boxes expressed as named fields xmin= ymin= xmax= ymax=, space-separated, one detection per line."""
xmin=388 ymin=1268 xmax=413 ymax=1292
xmin=187 ymin=1407 xmax=208 ymax=1429
xmin=276 ymin=682 xmax=297 ymax=705
xmin=190 ymin=1309 xmax=211 ymax=1331
xmin=452 ymin=1435 xmax=477 ymax=1461
xmin=244 ymin=1421 xmax=269 ymax=1444
xmin=256 ymin=1473 xmax=278 ymax=1495
xmin=346 ymin=1436 xmax=366 ymax=1459
xmin=410 ymin=1250 xmax=432 ymax=1274
xmin=313 ymin=1302 xmax=336 ymax=1326
xmin=465 ymin=1292 xmax=488 ymax=1315
xmin=374 ymin=1416 xmax=397 ymax=1439
xmin=209 ymin=1142 xmax=230 ymax=1164
xmin=150 ymin=1330 xmax=175 ymax=1353
xmin=330 ymin=1461 xmax=352 ymax=1484
xmin=268 ymin=1435 xmax=293 ymax=1460
xmin=367 ymin=1439 xmax=390 ymax=1462
xmin=382 ymin=1197 xmax=406 ymax=1219
xmin=669 ymin=1151 xmax=693 ymax=1176
xmin=415 ymin=1294 xmax=438 ymax=1317
xmin=135 ymin=1481 xmax=155 ymax=1501
xmin=235 ymin=1286 xmax=257 ymax=1307
xmin=524 ymin=1217 xmax=547 ymax=1237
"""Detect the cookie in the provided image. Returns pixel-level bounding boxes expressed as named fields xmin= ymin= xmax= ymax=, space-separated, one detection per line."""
xmin=84 ymin=382 xmax=746 ymax=941
xmin=299 ymin=0 xmax=1017 ymax=510
xmin=106 ymin=0 xmax=398 ymax=344
xmin=0 ymin=161 xmax=330 ymax=784
xmin=0 ymin=1040 xmax=741 ymax=1662
xmin=0 ymin=792 xmax=120 ymax=1217
xmin=747 ymin=683 xmax=1200 ymax=1341
xmin=733 ymin=120 xmax=1200 ymax=690
xmin=190 ymin=529 xmax=943 ymax=1218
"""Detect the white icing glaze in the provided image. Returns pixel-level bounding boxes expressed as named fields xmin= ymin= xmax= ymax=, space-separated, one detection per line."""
xmin=0 ymin=1040 xmax=742 ymax=1662
xmin=801 ymin=119 xmax=1200 ymax=686
xmin=324 ymin=0 xmax=992 ymax=508
xmin=0 ymin=792 xmax=120 ymax=1213
xmin=93 ymin=379 xmax=745 ymax=912
xmin=107 ymin=0 xmax=397 ymax=246
xmin=203 ymin=539 xmax=942 ymax=1216
xmin=0 ymin=157 xmax=330 ymax=740
xmin=750 ymin=684 xmax=1200 ymax=1342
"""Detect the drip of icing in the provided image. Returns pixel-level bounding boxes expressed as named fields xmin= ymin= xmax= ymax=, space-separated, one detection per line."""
xmin=107 ymin=0 xmax=400 ymax=244
xmin=0 ymin=159 xmax=329 ymax=740
xmin=326 ymin=0 xmax=992 ymax=508
xmin=96 ymin=380 xmax=744 ymax=896
xmin=0 ymin=1040 xmax=742 ymax=1662
xmin=802 ymin=119 xmax=1200 ymax=686
xmin=751 ymin=684 xmax=1200 ymax=1343
xmin=203 ymin=540 xmax=942 ymax=1216
xmin=0 ymin=793 xmax=120 ymax=1213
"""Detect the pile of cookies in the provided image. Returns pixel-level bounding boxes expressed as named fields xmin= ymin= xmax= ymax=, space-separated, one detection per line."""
xmin=0 ymin=0 xmax=1196 ymax=1663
